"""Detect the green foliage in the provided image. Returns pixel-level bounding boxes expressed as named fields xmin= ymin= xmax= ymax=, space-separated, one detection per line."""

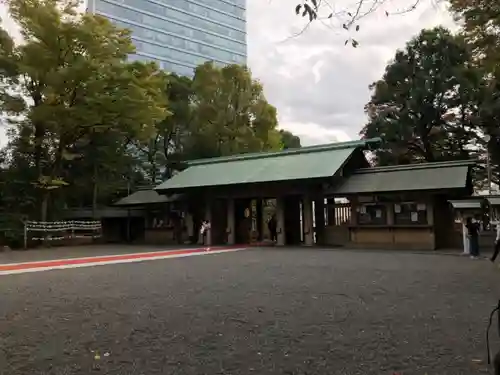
xmin=449 ymin=0 xmax=500 ymax=186
xmin=279 ymin=130 xmax=302 ymax=149
xmin=0 ymin=0 xmax=168 ymax=220
xmin=450 ymin=0 xmax=500 ymax=73
xmin=134 ymin=64 xmax=286 ymax=179
xmin=184 ymin=62 xmax=281 ymax=159
xmin=361 ymin=27 xmax=482 ymax=165
xmin=0 ymin=0 xmax=299 ymax=231
xmin=151 ymin=73 xmax=194 ymax=179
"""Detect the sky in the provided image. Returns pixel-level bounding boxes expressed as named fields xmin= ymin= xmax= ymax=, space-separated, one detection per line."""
xmin=0 ymin=0 xmax=457 ymax=148
xmin=247 ymin=0 xmax=456 ymax=145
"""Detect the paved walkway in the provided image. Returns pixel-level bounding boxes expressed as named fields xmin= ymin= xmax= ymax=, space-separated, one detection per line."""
xmin=0 ymin=245 xmax=251 ymax=275
xmin=0 ymin=244 xmax=204 ymax=264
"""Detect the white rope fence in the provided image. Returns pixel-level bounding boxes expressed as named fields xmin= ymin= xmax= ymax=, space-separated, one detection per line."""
xmin=24 ymin=220 xmax=102 ymax=248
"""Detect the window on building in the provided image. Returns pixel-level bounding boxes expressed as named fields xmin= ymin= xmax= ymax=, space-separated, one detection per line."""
xmin=393 ymin=202 xmax=428 ymax=225
xmin=356 ymin=203 xmax=387 ymax=225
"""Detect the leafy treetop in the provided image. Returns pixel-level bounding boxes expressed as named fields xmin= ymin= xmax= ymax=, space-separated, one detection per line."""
xmin=0 ymin=0 xmax=168 ymax=219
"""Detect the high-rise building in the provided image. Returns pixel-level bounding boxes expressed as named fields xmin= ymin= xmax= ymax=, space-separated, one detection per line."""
xmin=87 ymin=0 xmax=247 ymax=76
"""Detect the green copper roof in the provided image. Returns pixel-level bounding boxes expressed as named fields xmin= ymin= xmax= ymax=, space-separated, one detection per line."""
xmin=449 ymin=199 xmax=483 ymax=209
xmin=487 ymin=196 xmax=500 ymax=206
xmin=333 ymin=160 xmax=475 ymax=194
xmin=155 ymin=138 xmax=380 ymax=192
xmin=114 ymin=189 xmax=183 ymax=206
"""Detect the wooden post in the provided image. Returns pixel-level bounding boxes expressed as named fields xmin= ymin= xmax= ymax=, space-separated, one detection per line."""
xmin=23 ymin=222 xmax=27 ymax=250
xmin=314 ymin=197 xmax=325 ymax=245
xmin=303 ymin=195 xmax=314 ymax=246
xmin=276 ymin=197 xmax=286 ymax=246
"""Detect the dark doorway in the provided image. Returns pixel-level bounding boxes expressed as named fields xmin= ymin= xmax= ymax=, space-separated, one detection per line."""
xmin=211 ymin=199 xmax=228 ymax=245
xmin=190 ymin=206 xmax=204 ymax=245
xmin=235 ymin=198 xmax=252 ymax=244
xmin=118 ymin=217 xmax=145 ymax=243
xmin=255 ymin=199 xmax=264 ymax=241
xmin=284 ymin=195 xmax=302 ymax=245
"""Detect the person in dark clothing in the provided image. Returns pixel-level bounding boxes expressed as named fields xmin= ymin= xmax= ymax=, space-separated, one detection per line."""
xmin=491 ymin=221 xmax=500 ymax=262
xmin=466 ymin=217 xmax=480 ymax=259
xmin=268 ymin=214 xmax=277 ymax=243
xmin=171 ymin=211 xmax=183 ymax=244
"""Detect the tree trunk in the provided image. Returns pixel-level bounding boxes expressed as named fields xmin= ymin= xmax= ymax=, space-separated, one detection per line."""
xmin=34 ymin=123 xmax=45 ymax=174
xmin=32 ymin=88 xmax=45 ymax=176
xmin=40 ymin=190 xmax=50 ymax=247
xmin=40 ymin=190 xmax=49 ymax=222
xmin=92 ymin=165 xmax=98 ymax=220
xmin=420 ymin=131 xmax=435 ymax=162
xmin=34 ymin=121 xmax=46 ymax=221
xmin=150 ymin=159 xmax=157 ymax=185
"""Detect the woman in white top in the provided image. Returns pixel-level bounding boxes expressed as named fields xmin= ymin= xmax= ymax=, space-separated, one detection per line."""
xmin=199 ymin=220 xmax=211 ymax=246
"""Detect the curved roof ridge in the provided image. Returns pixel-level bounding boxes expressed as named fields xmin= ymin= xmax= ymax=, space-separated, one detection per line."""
xmin=187 ymin=137 xmax=381 ymax=166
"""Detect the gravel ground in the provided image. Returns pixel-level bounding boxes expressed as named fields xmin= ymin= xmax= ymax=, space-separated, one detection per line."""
xmin=1 ymin=248 xmax=499 ymax=375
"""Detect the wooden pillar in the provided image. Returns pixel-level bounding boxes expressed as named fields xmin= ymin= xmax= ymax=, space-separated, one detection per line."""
xmin=387 ymin=203 xmax=395 ymax=225
xmin=350 ymin=197 xmax=358 ymax=225
xmin=276 ymin=197 xmax=286 ymax=246
xmin=314 ymin=197 xmax=325 ymax=245
xmin=227 ymin=198 xmax=235 ymax=245
xmin=284 ymin=196 xmax=301 ymax=244
xmin=349 ymin=197 xmax=357 ymax=244
xmin=426 ymin=201 xmax=434 ymax=225
xmin=205 ymin=200 xmax=212 ymax=246
xmin=303 ymin=195 xmax=314 ymax=246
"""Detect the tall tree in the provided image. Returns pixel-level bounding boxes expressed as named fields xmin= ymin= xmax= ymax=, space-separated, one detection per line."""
xmin=450 ymin=0 xmax=500 ymax=185
xmin=449 ymin=0 xmax=500 ymax=73
xmin=159 ymin=73 xmax=195 ymax=178
xmin=0 ymin=0 xmax=168 ymax=220
xmin=361 ymin=27 xmax=481 ymax=165
xmin=186 ymin=62 xmax=282 ymax=159
xmin=135 ymin=69 xmax=303 ymax=182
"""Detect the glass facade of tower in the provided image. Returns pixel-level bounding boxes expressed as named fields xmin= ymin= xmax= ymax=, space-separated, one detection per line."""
xmin=87 ymin=0 xmax=247 ymax=76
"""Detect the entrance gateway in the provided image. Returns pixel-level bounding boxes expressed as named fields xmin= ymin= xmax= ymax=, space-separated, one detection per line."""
xmin=153 ymin=138 xmax=474 ymax=250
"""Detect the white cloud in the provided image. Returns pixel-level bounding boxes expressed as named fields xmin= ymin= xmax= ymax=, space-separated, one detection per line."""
xmin=0 ymin=0 xmax=458 ymax=148
xmin=247 ymin=0 xmax=457 ymax=145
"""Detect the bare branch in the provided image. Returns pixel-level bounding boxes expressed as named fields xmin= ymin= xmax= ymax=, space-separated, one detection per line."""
xmin=291 ymin=0 xmax=441 ymax=45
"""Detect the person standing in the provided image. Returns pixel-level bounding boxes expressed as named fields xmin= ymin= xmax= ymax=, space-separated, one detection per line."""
xmin=461 ymin=217 xmax=470 ymax=255
xmin=466 ymin=217 xmax=480 ymax=259
xmin=267 ymin=214 xmax=277 ymax=244
xmin=199 ymin=220 xmax=211 ymax=249
xmin=171 ymin=211 xmax=182 ymax=244
xmin=491 ymin=221 xmax=500 ymax=262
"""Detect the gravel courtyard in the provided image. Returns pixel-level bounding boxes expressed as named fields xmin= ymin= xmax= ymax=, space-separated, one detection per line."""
xmin=1 ymin=248 xmax=499 ymax=375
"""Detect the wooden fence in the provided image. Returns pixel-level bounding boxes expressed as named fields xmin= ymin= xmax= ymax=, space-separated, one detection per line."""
xmin=326 ymin=203 xmax=351 ymax=226
xmin=24 ymin=220 xmax=102 ymax=248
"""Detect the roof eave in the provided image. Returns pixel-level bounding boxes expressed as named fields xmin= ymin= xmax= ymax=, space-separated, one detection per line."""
xmin=333 ymin=186 xmax=470 ymax=196
xmin=352 ymin=159 xmax=477 ymax=175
